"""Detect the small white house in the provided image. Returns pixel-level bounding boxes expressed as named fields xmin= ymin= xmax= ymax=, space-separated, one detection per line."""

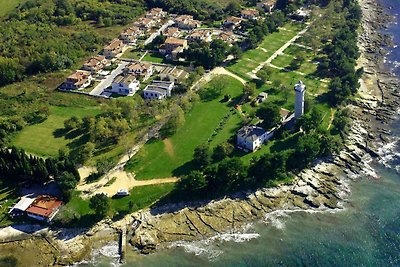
xmin=111 ymin=74 xmax=140 ymax=96
xmin=237 ymin=125 xmax=276 ymax=152
xmin=143 ymin=80 xmax=174 ymax=100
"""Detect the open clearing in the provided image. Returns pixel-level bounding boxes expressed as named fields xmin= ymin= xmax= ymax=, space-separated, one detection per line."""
xmin=12 ymin=105 xmax=102 ymax=157
xmin=125 ymin=75 xmax=244 ymax=180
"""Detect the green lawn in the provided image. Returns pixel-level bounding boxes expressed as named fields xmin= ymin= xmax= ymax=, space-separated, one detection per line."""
xmin=121 ymin=49 xmax=144 ymax=60
xmin=0 ymin=0 xmax=26 ymax=17
xmin=59 ymin=183 xmax=175 ymax=225
xmin=125 ymin=76 xmax=244 ymax=179
xmin=142 ymin=52 xmax=165 ymax=64
xmin=227 ymin=21 xmax=305 ymax=79
xmin=12 ymin=105 xmax=102 ymax=157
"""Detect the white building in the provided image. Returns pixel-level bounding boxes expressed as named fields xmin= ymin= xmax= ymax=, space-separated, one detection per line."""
xmin=111 ymin=74 xmax=140 ymax=96
xmin=143 ymin=80 xmax=174 ymax=100
xmin=294 ymin=80 xmax=306 ymax=118
xmin=237 ymin=125 xmax=275 ymax=152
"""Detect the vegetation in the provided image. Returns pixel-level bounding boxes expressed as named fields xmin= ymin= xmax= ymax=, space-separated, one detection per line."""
xmin=89 ymin=193 xmax=110 ymax=218
xmin=0 ymin=0 xmax=144 ymax=86
xmin=0 ymin=147 xmax=80 ymax=199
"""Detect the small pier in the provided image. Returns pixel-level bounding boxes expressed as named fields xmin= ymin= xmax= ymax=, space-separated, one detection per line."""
xmin=119 ymin=227 xmax=127 ymax=264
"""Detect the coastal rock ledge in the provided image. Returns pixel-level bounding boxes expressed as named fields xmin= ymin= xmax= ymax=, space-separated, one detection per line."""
xmin=128 ymin=0 xmax=399 ymax=253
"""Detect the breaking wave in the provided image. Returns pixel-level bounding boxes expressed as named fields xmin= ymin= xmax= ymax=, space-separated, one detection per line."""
xmin=168 ymin=224 xmax=259 ymax=261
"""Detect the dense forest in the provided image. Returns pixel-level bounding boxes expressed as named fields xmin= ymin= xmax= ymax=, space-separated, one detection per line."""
xmin=0 ymin=147 xmax=80 ymax=199
xmin=0 ymin=0 xmax=145 ymax=86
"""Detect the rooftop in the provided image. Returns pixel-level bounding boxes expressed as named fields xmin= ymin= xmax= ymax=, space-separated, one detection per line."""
xmin=238 ymin=125 xmax=266 ymax=141
xmin=25 ymin=195 xmax=62 ymax=218
xmin=113 ymin=74 xmax=137 ymax=84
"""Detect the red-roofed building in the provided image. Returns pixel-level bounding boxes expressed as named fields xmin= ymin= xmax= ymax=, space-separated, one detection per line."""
xmin=25 ymin=195 xmax=62 ymax=222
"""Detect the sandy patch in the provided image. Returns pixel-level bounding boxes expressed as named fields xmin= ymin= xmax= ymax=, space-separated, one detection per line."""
xmin=163 ymin=138 xmax=174 ymax=157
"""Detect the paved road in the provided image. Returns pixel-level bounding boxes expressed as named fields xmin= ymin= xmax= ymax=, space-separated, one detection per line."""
xmin=144 ymin=20 xmax=174 ymax=46
xmin=89 ymin=61 xmax=129 ymax=96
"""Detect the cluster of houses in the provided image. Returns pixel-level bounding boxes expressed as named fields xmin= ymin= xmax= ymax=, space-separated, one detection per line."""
xmin=237 ymin=81 xmax=305 ymax=152
xmin=9 ymin=195 xmax=63 ymax=223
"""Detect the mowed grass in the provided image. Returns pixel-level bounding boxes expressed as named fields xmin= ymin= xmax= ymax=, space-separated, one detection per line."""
xmin=125 ymin=76 xmax=244 ymax=180
xmin=227 ymin=21 xmax=305 ymax=79
xmin=0 ymin=0 xmax=26 ymax=17
xmin=142 ymin=52 xmax=165 ymax=64
xmin=60 ymin=183 xmax=175 ymax=225
xmin=12 ymin=105 xmax=102 ymax=157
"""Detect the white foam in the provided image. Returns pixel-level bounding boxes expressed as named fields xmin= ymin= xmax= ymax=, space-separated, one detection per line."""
xmin=377 ymin=138 xmax=400 ymax=169
xmin=167 ymin=225 xmax=259 ymax=261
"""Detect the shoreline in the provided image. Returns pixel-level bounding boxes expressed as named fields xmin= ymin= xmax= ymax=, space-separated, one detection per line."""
xmin=1 ymin=0 xmax=399 ymax=265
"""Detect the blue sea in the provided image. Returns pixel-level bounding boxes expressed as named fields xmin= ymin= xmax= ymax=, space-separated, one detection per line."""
xmin=86 ymin=1 xmax=400 ymax=266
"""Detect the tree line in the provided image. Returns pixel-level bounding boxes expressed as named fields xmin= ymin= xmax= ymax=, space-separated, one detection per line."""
xmin=0 ymin=147 xmax=80 ymax=199
xmin=318 ymin=0 xmax=363 ymax=106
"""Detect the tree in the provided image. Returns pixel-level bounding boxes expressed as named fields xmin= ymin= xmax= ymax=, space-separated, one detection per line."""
xmin=288 ymin=134 xmax=322 ymax=170
xmin=193 ymin=144 xmax=211 ymax=168
xmin=160 ymin=106 xmax=185 ymax=138
xmin=297 ymin=107 xmax=323 ymax=134
xmin=179 ymin=170 xmax=207 ymax=193
xmin=214 ymin=157 xmax=247 ymax=190
xmin=257 ymin=103 xmax=281 ymax=129
xmin=212 ymin=142 xmax=234 ymax=162
xmin=230 ymin=44 xmax=242 ymax=60
xmin=242 ymin=82 xmax=257 ymax=101
xmin=249 ymin=152 xmax=288 ymax=184
xmin=89 ymin=193 xmax=110 ymax=218
xmin=0 ymin=57 xmax=23 ymax=86
xmin=64 ymin=116 xmax=82 ymax=131
xmin=78 ymin=142 xmax=95 ymax=163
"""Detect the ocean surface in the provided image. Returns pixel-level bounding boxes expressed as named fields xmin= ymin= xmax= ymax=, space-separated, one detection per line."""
xmin=84 ymin=1 xmax=400 ymax=266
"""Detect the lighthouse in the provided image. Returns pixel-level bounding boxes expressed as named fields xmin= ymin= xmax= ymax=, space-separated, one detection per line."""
xmin=294 ymin=80 xmax=305 ymax=118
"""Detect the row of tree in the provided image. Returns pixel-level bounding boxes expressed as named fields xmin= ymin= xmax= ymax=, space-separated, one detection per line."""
xmin=318 ymin=0 xmax=363 ymax=105
xmin=0 ymin=147 xmax=80 ymax=199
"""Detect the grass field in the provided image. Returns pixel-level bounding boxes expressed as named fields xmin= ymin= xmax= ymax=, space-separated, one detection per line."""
xmin=125 ymin=76 xmax=244 ymax=179
xmin=12 ymin=105 xmax=102 ymax=157
xmin=0 ymin=0 xmax=25 ymax=17
xmin=142 ymin=52 xmax=165 ymax=64
xmin=227 ymin=21 xmax=305 ymax=80
xmin=60 ymin=183 xmax=175 ymax=225
xmin=121 ymin=49 xmax=144 ymax=60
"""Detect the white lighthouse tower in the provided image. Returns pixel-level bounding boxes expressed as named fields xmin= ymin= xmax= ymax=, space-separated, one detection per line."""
xmin=294 ymin=80 xmax=306 ymax=118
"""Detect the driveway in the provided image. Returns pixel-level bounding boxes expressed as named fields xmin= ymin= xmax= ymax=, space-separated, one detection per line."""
xmin=89 ymin=61 xmax=129 ymax=96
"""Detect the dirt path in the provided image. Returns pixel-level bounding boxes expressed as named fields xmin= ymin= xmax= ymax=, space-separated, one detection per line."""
xmin=77 ymin=168 xmax=179 ymax=198
xmin=163 ymin=138 xmax=174 ymax=157
xmin=211 ymin=67 xmax=247 ymax=84
xmin=327 ymin=108 xmax=336 ymax=130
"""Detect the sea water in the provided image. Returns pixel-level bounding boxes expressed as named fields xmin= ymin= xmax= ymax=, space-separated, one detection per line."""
xmin=88 ymin=1 xmax=400 ymax=265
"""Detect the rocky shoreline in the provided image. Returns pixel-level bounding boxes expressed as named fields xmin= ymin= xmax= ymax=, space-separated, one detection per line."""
xmin=1 ymin=0 xmax=399 ymax=265
xmin=128 ymin=0 xmax=400 ymax=255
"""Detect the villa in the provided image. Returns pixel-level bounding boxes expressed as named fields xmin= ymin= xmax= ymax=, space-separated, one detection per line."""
xmin=186 ymin=29 xmax=213 ymax=43
xmin=82 ymin=55 xmax=108 ymax=74
xmin=103 ymin=39 xmax=124 ymax=58
xmin=25 ymin=195 xmax=63 ymax=223
xmin=164 ymin=27 xmax=180 ymax=38
xmin=123 ymin=62 xmax=153 ymax=81
xmin=111 ymin=74 xmax=140 ymax=96
xmin=241 ymin=9 xmax=260 ymax=20
xmin=159 ymin=37 xmax=188 ymax=60
xmin=237 ymin=125 xmax=274 ymax=152
xmin=61 ymin=70 xmax=92 ymax=90
xmin=257 ymin=0 xmax=276 ymax=13
xmin=174 ymin=15 xmax=201 ymax=30
xmin=223 ymin=16 xmax=244 ymax=30
xmin=159 ymin=66 xmax=189 ymax=83
xmin=119 ymin=26 xmax=143 ymax=44
xmin=143 ymin=80 xmax=174 ymax=100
